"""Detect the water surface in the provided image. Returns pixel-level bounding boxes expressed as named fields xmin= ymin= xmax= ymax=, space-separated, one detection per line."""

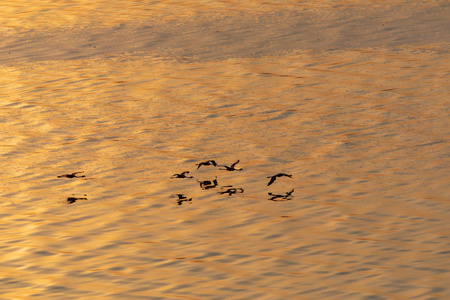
xmin=0 ymin=1 xmax=449 ymax=299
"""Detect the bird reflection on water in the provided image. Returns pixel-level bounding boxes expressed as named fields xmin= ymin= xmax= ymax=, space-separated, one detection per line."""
xmin=218 ymin=186 xmax=244 ymax=196
xmin=197 ymin=178 xmax=219 ymax=190
xmin=268 ymin=189 xmax=294 ymax=201
xmin=172 ymin=194 xmax=193 ymax=205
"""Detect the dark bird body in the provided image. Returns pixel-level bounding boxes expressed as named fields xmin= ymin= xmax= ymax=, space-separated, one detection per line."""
xmin=67 ymin=197 xmax=88 ymax=204
xmin=267 ymin=173 xmax=292 ymax=186
xmin=196 ymin=160 xmax=217 ymax=169
xmin=58 ymin=172 xmax=86 ymax=178
xmin=171 ymin=171 xmax=193 ymax=178
xmin=219 ymin=160 xmax=243 ymax=171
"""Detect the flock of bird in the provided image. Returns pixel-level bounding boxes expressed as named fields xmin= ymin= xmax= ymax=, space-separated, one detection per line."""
xmin=170 ymin=159 xmax=294 ymax=205
xmin=57 ymin=160 xmax=293 ymax=205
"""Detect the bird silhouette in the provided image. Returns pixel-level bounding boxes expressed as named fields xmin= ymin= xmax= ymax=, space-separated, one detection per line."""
xmin=267 ymin=173 xmax=292 ymax=186
xmin=67 ymin=197 xmax=88 ymax=204
xmin=171 ymin=171 xmax=193 ymax=178
xmin=219 ymin=160 xmax=243 ymax=171
xmin=58 ymin=172 xmax=86 ymax=178
xmin=196 ymin=160 xmax=217 ymax=169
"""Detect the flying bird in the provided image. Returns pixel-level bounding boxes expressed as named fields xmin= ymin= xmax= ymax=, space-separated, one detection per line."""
xmin=57 ymin=172 xmax=86 ymax=178
xmin=196 ymin=160 xmax=217 ymax=169
xmin=171 ymin=171 xmax=193 ymax=178
xmin=267 ymin=173 xmax=292 ymax=186
xmin=219 ymin=160 xmax=243 ymax=171
xmin=67 ymin=197 xmax=88 ymax=204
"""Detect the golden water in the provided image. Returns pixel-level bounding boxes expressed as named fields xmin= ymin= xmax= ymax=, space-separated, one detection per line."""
xmin=0 ymin=1 xmax=449 ymax=299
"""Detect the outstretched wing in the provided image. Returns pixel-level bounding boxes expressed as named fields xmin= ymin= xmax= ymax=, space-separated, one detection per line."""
xmin=267 ymin=176 xmax=276 ymax=186
xmin=230 ymin=160 xmax=240 ymax=168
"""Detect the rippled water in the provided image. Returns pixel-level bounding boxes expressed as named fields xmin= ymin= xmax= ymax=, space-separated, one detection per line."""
xmin=1 ymin=1 xmax=449 ymax=299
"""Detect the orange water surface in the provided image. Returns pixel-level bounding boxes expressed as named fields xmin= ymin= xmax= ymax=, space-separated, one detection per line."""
xmin=0 ymin=1 xmax=449 ymax=299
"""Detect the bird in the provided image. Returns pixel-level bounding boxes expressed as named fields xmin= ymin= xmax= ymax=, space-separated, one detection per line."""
xmin=171 ymin=171 xmax=193 ymax=178
xmin=267 ymin=173 xmax=292 ymax=186
xmin=196 ymin=160 xmax=217 ymax=169
xmin=219 ymin=160 xmax=243 ymax=171
xmin=67 ymin=197 xmax=88 ymax=204
xmin=58 ymin=172 xmax=86 ymax=178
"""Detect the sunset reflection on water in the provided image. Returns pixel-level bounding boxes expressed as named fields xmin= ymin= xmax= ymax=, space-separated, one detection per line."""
xmin=0 ymin=1 xmax=449 ymax=299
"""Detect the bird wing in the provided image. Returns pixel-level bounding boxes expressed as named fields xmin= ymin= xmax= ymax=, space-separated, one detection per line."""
xmin=267 ymin=176 xmax=276 ymax=186
xmin=231 ymin=160 xmax=240 ymax=168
